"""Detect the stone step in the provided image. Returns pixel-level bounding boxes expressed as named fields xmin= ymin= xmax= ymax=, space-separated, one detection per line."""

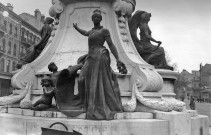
xmin=6 ymin=107 xmax=153 ymax=119
xmin=0 ymin=113 xmax=169 ymax=135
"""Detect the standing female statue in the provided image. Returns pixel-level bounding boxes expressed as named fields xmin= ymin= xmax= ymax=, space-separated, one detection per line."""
xmin=73 ymin=9 xmax=126 ymax=120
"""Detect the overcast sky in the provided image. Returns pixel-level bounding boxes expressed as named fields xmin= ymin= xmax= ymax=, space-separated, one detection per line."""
xmin=0 ymin=0 xmax=210 ymax=72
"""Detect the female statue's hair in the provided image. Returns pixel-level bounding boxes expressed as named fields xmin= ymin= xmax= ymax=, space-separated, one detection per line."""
xmin=92 ymin=9 xmax=102 ymax=20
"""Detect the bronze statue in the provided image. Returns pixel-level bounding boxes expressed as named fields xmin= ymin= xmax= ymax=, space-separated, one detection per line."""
xmin=129 ymin=10 xmax=173 ymax=70
xmin=73 ymin=9 xmax=126 ymax=120
xmin=18 ymin=17 xmax=54 ymax=67
xmin=31 ymin=62 xmax=58 ymax=111
xmin=31 ymin=77 xmax=55 ymax=110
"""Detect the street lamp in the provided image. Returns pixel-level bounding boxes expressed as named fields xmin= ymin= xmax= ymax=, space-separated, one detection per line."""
xmin=3 ymin=11 xmax=9 ymax=17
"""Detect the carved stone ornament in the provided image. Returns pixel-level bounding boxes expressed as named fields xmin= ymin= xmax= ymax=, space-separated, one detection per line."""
xmin=123 ymin=80 xmax=186 ymax=112
xmin=49 ymin=0 xmax=64 ymax=17
xmin=0 ymin=82 xmax=32 ymax=106
xmin=113 ymin=0 xmax=136 ymax=16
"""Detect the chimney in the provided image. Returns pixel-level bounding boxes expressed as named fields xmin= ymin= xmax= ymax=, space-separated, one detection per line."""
xmin=34 ymin=9 xmax=41 ymax=21
xmin=41 ymin=14 xmax=45 ymax=23
xmin=6 ymin=3 xmax=13 ymax=11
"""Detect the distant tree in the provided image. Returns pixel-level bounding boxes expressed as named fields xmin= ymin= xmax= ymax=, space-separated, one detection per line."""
xmin=174 ymin=73 xmax=190 ymax=99
xmin=165 ymin=51 xmax=178 ymax=71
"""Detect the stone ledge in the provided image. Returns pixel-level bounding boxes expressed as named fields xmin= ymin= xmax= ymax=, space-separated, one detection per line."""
xmin=13 ymin=90 xmax=43 ymax=95
xmin=0 ymin=113 xmax=169 ymax=135
xmin=185 ymin=109 xmax=198 ymax=117
xmin=6 ymin=108 xmax=153 ymax=120
xmin=115 ymin=112 xmax=153 ymax=119
xmin=0 ymin=106 xmax=8 ymax=113
xmin=155 ymin=111 xmax=191 ymax=135
xmin=8 ymin=108 xmax=22 ymax=115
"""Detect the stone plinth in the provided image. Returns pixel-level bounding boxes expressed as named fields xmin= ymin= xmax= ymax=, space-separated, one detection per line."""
xmin=155 ymin=111 xmax=191 ymax=135
xmin=191 ymin=115 xmax=209 ymax=135
xmin=155 ymin=110 xmax=209 ymax=135
xmin=0 ymin=113 xmax=169 ymax=135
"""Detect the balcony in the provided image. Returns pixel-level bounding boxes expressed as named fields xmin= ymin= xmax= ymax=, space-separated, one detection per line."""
xmin=0 ymin=70 xmax=13 ymax=76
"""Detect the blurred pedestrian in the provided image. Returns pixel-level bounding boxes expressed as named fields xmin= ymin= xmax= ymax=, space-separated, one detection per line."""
xmin=189 ymin=96 xmax=195 ymax=110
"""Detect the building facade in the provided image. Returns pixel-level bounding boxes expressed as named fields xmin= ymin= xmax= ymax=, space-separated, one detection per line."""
xmin=200 ymin=64 xmax=211 ymax=102
xmin=0 ymin=3 xmax=22 ymax=96
xmin=0 ymin=3 xmax=42 ymax=96
xmin=177 ymin=64 xmax=211 ymax=102
xmin=20 ymin=19 xmax=41 ymax=58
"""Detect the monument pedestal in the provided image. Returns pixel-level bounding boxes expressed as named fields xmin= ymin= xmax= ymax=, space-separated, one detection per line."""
xmin=0 ymin=0 xmax=209 ymax=134
xmin=0 ymin=109 xmax=208 ymax=135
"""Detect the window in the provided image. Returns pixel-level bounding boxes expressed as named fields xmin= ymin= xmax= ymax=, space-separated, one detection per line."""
xmin=4 ymin=20 xmax=7 ymax=31
xmin=8 ymin=41 xmax=11 ymax=54
xmin=2 ymin=38 xmax=6 ymax=51
xmin=14 ymin=27 xmax=18 ymax=37
xmin=33 ymin=35 xmax=36 ymax=44
xmin=9 ymin=23 xmax=12 ymax=35
xmin=0 ymin=58 xmax=5 ymax=72
xmin=21 ymin=28 xmax=25 ymax=37
xmin=13 ymin=44 xmax=17 ymax=56
xmin=6 ymin=60 xmax=10 ymax=73
xmin=20 ymin=46 xmax=24 ymax=54
xmin=12 ymin=61 xmax=16 ymax=71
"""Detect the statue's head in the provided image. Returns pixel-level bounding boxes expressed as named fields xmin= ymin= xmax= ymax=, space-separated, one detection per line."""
xmin=141 ymin=12 xmax=151 ymax=22
xmin=41 ymin=76 xmax=54 ymax=87
xmin=132 ymin=10 xmax=151 ymax=23
xmin=92 ymin=9 xmax=102 ymax=24
xmin=44 ymin=17 xmax=54 ymax=25
xmin=48 ymin=62 xmax=58 ymax=72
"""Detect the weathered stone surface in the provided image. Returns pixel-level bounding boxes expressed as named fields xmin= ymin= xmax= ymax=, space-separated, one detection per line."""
xmin=185 ymin=109 xmax=198 ymax=117
xmin=8 ymin=108 xmax=22 ymax=115
xmin=115 ymin=112 xmax=153 ymax=119
xmin=191 ymin=115 xmax=209 ymax=135
xmin=0 ymin=114 xmax=26 ymax=135
xmin=0 ymin=106 xmax=7 ymax=113
xmin=22 ymin=109 xmax=35 ymax=116
xmin=155 ymin=111 xmax=191 ymax=135
xmin=55 ymin=111 xmax=68 ymax=118
xmin=34 ymin=111 xmax=42 ymax=117
xmin=101 ymin=119 xmax=169 ymax=135
xmin=0 ymin=113 xmax=169 ymax=135
xmin=40 ymin=111 xmax=53 ymax=118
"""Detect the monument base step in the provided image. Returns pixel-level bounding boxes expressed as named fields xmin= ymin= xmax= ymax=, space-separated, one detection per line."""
xmin=0 ymin=113 xmax=168 ymax=135
xmin=4 ymin=107 xmax=153 ymax=119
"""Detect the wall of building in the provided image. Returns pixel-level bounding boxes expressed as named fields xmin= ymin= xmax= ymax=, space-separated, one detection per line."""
xmin=0 ymin=3 xmax=43 ymax=96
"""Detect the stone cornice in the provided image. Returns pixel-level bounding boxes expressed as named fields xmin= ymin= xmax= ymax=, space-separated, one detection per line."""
xmin=59 ymin=0 xmax=115 ymax=4
xmin=0 ymin=3 xmax=40 ymax=34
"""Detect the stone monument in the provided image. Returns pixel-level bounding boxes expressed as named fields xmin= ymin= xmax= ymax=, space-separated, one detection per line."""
xmin=0 ymin=0 xmax=209 ymax=135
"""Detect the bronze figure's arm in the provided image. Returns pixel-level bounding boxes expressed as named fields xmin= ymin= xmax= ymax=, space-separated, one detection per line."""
xmin=73 ymin=23 xmax=90 ymax=36
xmin=105 ymin=29 xmax=127 ymax=74
xmin=105 ymin=35 xmax=119 ymax=61
xmin=141 ymin=24 xmax=161 ymax=44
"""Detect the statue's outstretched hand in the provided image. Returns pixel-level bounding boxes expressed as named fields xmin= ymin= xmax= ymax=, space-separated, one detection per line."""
xmin=73 ymin=23 xmax=78 ymax=29
xmin=156 ymin=41 xmax=162 ymax=45
xmin=117 ymin=60 xmax=127 ymax=74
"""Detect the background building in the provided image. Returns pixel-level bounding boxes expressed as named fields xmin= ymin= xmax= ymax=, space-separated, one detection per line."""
xmin=0 ymin=3 xmax=43 ymax=96
xmin=175 ymin=63 xmax=211 ymax=102
xmin=20 ymin=17 xmax=41 ymax=58
xmin=200 ymin=64 xmax=211 ymax=102
xmin=0 ymin=3 xmax=22 ymax=96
